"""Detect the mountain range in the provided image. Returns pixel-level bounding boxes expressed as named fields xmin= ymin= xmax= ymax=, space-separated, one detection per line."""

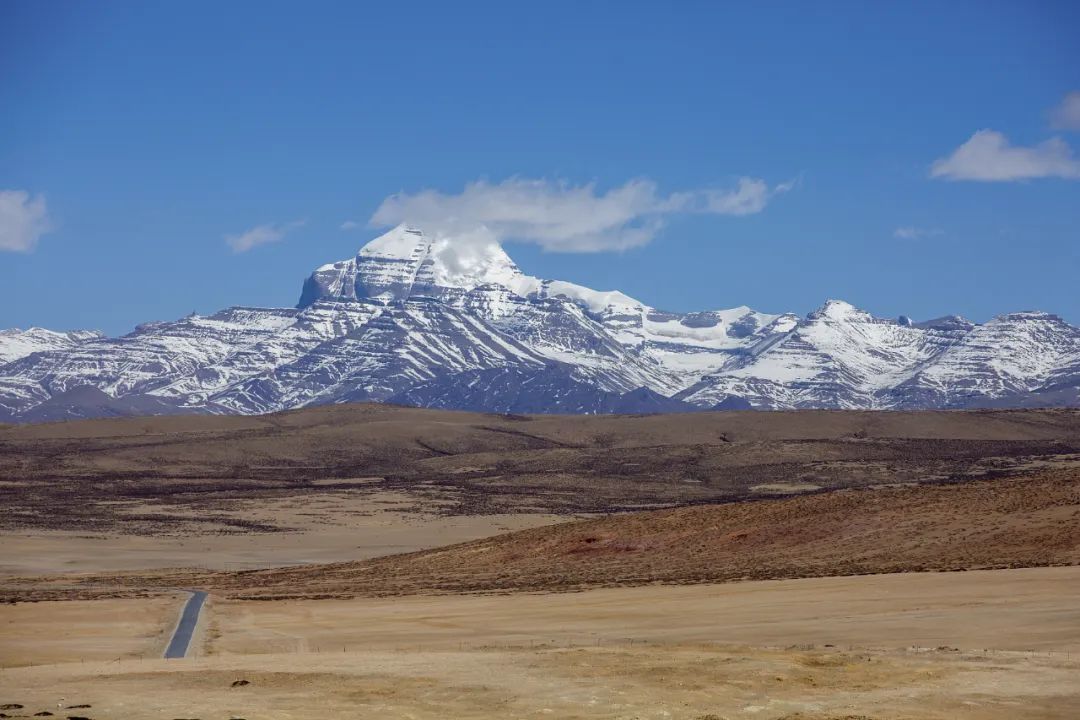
xmin=3 ymin=225 xmax=1078 ymax=422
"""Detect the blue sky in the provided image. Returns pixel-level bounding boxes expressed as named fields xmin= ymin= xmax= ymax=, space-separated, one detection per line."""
xmin=2 ymin=0 xmax=1078 ymax=335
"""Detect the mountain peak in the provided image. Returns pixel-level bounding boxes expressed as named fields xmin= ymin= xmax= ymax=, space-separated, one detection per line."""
xmin=915 ymin=315 xmax=975 ymax=332
xmin=415 ymin=232 xmax=526 ymax=294
xmin=300 ymin=225 xmax=532 ymax=307
xmin=358 ymin=224 xmax=431 ymax=260
xmin=0 ymin=327 xmax=103 ymax=366
xmin=990 ymin=310 xmax=1066 ymax=324
xmin=6 ymin=227 xmax=1080 ymax=420
xmin=808 ymin=299 xmax=870 ymax=321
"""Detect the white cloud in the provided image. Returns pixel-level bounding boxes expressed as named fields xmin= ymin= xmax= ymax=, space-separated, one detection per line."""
xmin=711 ymin=175 xmax=798 ymax=213
xmin=225 ymin=220 xmax=305 ymax=253
xmin=370 ymin=176 xmax=791 ymax=253
xmin=930 ymin=130 xmax=1080 ymax=181
xmin=1050 ymin=91 xmax=1080 ymax=131
xmin=893 ymin=226 xmax=943 ymax=240
xmin=340 ymin=220 xmax=360 ymax=231
xmin=0 ymin=190 xmax=52 ymax=252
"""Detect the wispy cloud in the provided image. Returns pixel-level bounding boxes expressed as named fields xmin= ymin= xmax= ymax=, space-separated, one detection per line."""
xmin=340 ymin=220 xmax=360 ymax=231
xmin=0 ymin=190 xmax=52 ymax=253
xmin=225 ymin=220 xmax=305 ymax=253
xmin=931 ymin=130 xmax=1080 ymax=182
xmin=1050 ymin=91 xmax=1080 ymax=131
xmin=666 ymin=177 xmax=792 ymax=217
xmin=370 ymin=176 xmax=793 ymax=253
xmin=893 ymin=226 xmax=943 ymax=240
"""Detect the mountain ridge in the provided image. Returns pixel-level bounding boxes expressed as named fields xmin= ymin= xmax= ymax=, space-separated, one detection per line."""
xmin=2 ymin=226 xmax=1078 ymax=421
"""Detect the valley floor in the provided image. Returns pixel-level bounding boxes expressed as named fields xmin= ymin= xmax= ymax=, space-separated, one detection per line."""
xmin=0 ymin=496 xmax=568 ymax=575
xmin=3 ymin=407 xmax=1079 ymax=718
xmin=2 ymin=567 xmax=1078 ymax=719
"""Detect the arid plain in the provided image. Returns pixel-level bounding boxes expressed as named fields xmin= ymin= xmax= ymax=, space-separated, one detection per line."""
xmin=2 ymin=405 xmax=1079 ymax=719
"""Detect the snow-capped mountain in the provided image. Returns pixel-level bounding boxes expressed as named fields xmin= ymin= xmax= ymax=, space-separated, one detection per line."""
xmin=0 ymin=327 xmax=103 ymax=365
xmin=2 ymin=225 xmax=1078 ymax=421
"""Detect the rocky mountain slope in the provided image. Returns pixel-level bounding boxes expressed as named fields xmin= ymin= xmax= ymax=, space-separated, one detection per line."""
xmin=0 ymin=327 xmax=102 ymax=365
xmin=2 ymin=226 xmax=1078 ymax=420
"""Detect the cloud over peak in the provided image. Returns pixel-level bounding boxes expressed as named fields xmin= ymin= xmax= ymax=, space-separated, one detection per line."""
xmin=931 ymin=130 xmax=1080 ymax=182
xmin=225 ymin=220 xmax=305 ymax=253
xmin=370 ymin=176 xmax=792 ymax=253
xmin=0 ymin=190 xmax=53 ymax=253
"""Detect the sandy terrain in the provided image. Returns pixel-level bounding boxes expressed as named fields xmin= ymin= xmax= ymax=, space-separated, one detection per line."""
xmin=2 ymin=646 xmax=1077 ymax=720
xmin=0 ymin=491 xmax=567 ymax=574
xmin=1 ymin=568 xmax=1078 ymax=719
xmin=0 ymin=595 xmax=181 ymax=667
xmin=207 ymin=567 xmax=1080 ymax=655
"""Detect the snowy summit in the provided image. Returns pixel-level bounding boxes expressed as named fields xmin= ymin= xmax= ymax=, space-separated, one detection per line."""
xmin=1 ymin=227 xmax=1078 ymax=422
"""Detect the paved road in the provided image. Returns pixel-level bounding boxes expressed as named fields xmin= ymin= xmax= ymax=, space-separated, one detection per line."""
xmin=164 ymin=590 xmax=207 ymax=659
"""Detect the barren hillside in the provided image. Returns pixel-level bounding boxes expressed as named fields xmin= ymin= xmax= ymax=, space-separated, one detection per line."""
xmin=10 ymin=467 xmax=1077 ymax=601
xmin=3 ymin=405 xmax=1079 ymax=536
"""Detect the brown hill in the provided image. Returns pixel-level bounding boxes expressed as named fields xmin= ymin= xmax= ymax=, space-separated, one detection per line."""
xmin=3 ymin=404 xmax=1080 ymax=536
xmin=32 ymin=467 xmax=1073 ymax=602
